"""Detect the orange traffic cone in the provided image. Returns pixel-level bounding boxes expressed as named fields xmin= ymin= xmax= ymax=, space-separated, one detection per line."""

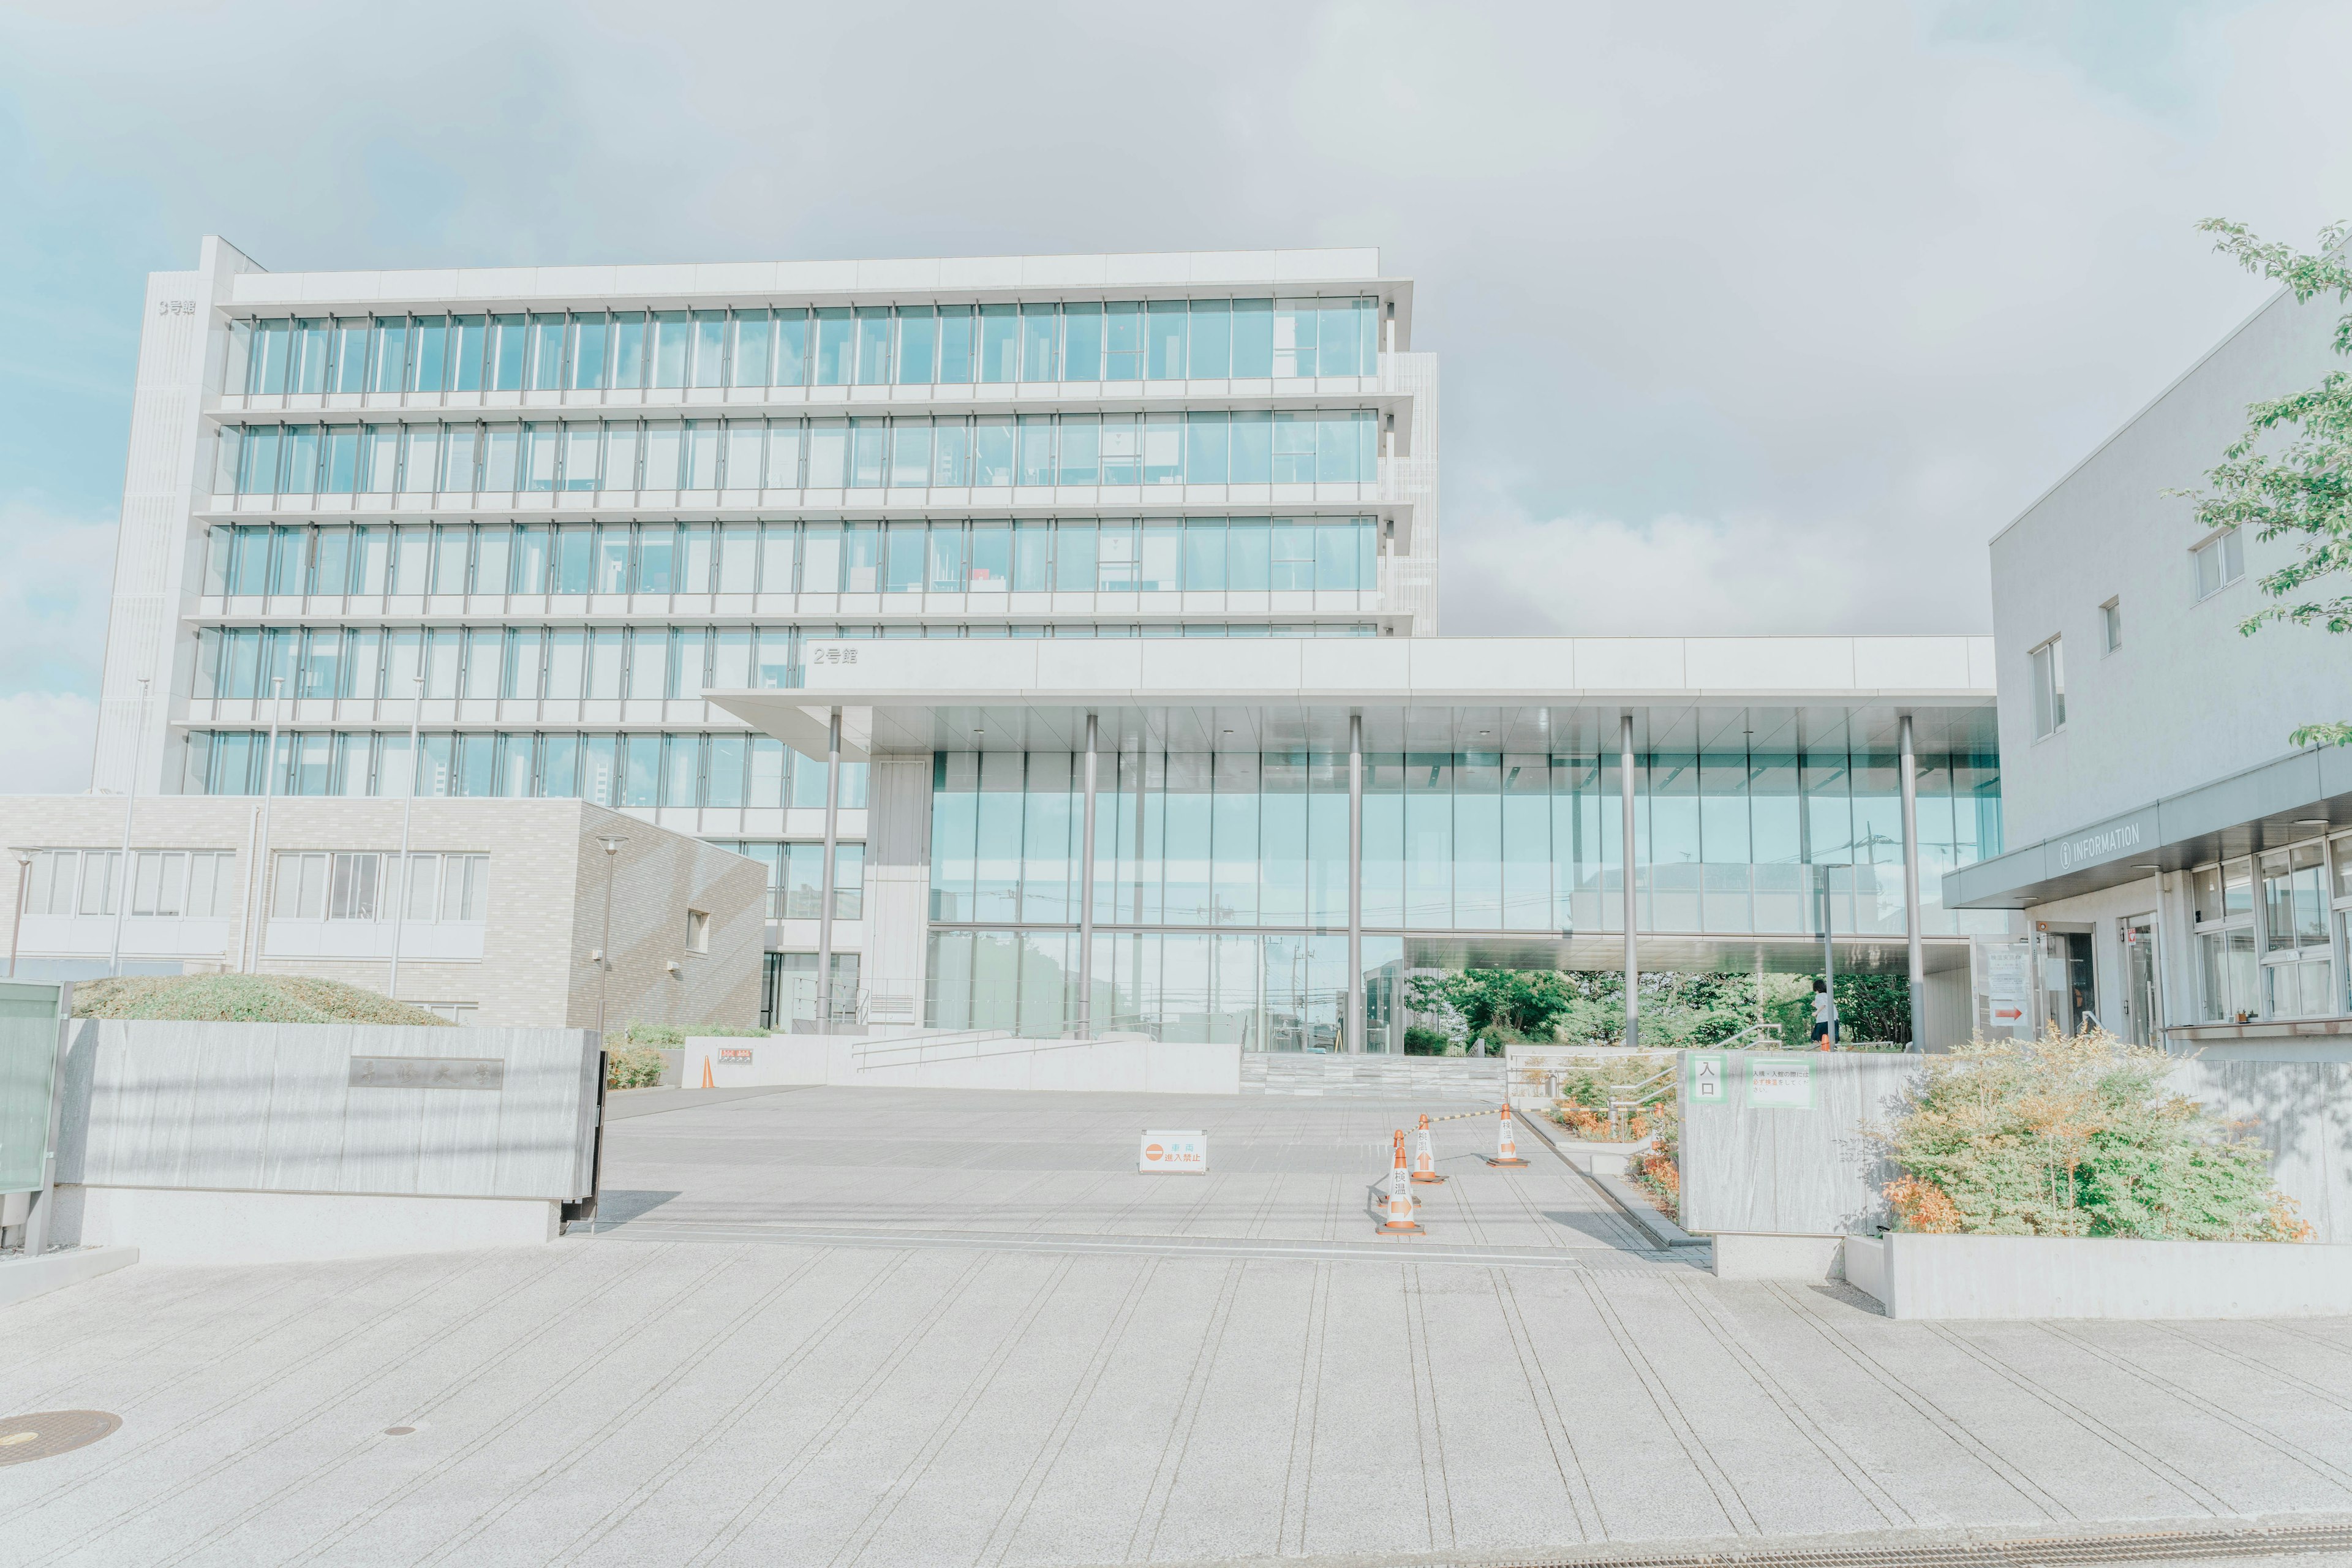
xmin=700 ymin=1055 xmax=715 ymax=1088
xmin=1485 ymin=1104 xmax=1529 ymax=1167
xmin=1377 ymin=1129 xmax=1423 ymax=1232
xmin=1410 ymin=1113 xmax=1447 ymax=1183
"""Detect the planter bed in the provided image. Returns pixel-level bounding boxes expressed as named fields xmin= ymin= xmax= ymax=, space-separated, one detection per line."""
xmin=1844 ymin=1232 xmax=2352 ymax=1320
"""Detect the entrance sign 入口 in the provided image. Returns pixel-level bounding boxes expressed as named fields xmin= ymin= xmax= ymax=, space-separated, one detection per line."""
xmin=1139 ymin=1130 xmax=1207 ymax=1174
xmin=1687 ymin=1053 xmax=1727 ymax=1106
xmin=1746 ymin=1057 xmax=1814 ymax=1110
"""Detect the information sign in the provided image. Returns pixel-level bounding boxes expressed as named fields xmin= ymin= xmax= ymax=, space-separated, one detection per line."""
xmin=1745 ymin=1057 xmax=1814 ymax=1110
xmin=1686 ymin=1052 xmax=1727 ymax=1106
xmin=1138 ymin=1129 xmax=1208 ymax=1174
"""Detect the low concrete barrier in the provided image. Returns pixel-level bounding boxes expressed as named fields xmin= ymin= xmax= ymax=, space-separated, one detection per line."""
xmin=0 ymin=1245 xmax=138 ymax=1309
xmin=1845 ymin=1232 xmax=2352 ymax=1319
xmin=683 ymin=1031 xmax=1245 ymax=1095
xmin=51 ymin=1020 xmax=600 ymax=1264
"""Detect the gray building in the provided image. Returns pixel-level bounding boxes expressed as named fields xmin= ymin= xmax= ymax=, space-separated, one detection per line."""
xmin=1947 ymin=269 xmax=2352 ymax=1050
xmin=1 ymin=796 xmax=764 ymax=1030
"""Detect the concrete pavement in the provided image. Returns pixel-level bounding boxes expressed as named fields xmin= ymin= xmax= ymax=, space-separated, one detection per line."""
xmin=4 ymin=1086 xmax=2351 ymax=1566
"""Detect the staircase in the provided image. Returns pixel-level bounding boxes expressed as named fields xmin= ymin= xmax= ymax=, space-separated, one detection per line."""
xmin=1240 ymin=1052 xmax=1507 ymax=1099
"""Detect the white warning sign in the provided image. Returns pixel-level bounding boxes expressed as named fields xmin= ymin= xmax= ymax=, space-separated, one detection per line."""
xmin=1139 ymin=1130 xmax=1208 ymax=1174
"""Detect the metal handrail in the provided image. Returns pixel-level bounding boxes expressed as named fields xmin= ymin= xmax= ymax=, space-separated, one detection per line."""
xmin=1713 ymin=1020 xmax=1785 ymax=1051
xmin=1607 ymin=1066 xmax=1676 ymax=1140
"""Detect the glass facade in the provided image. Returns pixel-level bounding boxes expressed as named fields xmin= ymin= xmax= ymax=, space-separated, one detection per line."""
xmin=925 ymin=744 xmax=2005 ymax=1035
xmin=932 ymin=745 xmax=2001 ymax=937
xmin=190 ymin=619 xmax=1378 ymax=706
xmin=213 ymin=411 xmax=1380 ymax=497
xmin=223 ymin=299 xmax=1381 ymax=397
xmin=200 ymin=518 xmax=1382 ymax=601
xmin=180 ymin=727 xmax=869 ymax=809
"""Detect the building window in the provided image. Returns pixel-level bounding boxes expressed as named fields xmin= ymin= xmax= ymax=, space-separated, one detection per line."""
xmin=20 ymin=849 xmax=236 ymax=918
xmin=270 ymin=850 xmax=488 ymax=922
xmin=685 ymin=908 xmax=710 ymax=953
xmin=2193 ymin=528 xmax=2244 ymax=600
xmin=2100 ymin=598 xmax=2122 ymax=654
xmin=2259 ymin=843 xmax=2334 ymax=1020
xmin=2192 ymin=856 xmax=2260 ymax=1022
xmin=2029 ymin=638 xmax=2065 ymax=739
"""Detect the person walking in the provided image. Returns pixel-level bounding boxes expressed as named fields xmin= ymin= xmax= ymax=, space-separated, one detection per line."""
xmin=1810 ymin=978 xmax=1837 ymax=1050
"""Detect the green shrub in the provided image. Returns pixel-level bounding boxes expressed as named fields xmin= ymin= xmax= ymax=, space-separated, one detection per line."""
xmin=1402 ymin=1025 xmax=1450 ymax=1056
xmin=605 ymin=1044 xmax=668 ymax=1090
xmin=1878 ymin=1028 xmax=2312 ymax=1240
xmin=610 ymin=1020 xmax=769 ymax=1047
xmin=71 ymin=974 xmax=451 ymax=1027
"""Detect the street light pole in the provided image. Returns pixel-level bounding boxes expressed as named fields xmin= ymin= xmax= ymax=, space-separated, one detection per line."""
xmin=243 ymin=677 xmax=285 ymax=974
xmin=7 ymin=848 xmax=31 ymax=979
xmin=1818 ymin=861 xmax=1850 ymax=1046
xmin=386 ymin=674 xmax=424 ymax=1003
xmin=594 ymin=834 xmax=629 ymax=1040
xmin=107 ymin=677 xmax=151 ymax=976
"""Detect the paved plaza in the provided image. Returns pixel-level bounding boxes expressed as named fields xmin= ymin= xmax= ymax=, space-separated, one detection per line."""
xmin=5 ymin=1086 xmax=2352 ymax=1566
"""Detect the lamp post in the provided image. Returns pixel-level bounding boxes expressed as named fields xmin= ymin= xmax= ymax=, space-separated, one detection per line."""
xmin=594 ymin=834 xmax=629 ymax=1040
xmin=107 ymin=677 xmax=151 ymax=976
xmin=385 ymin=673 xmax=424 ymax=1003
xmin=242 ymin=677 xmax=286 ymax=974
xmin=7 ymin=848 xmax=31 ymax=979
xmin=1817 ymin=861 xmax=1851 ymax=1045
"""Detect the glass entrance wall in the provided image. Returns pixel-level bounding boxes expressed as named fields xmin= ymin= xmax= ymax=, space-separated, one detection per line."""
xmin=925 ymin=929 xmax=1406 ymax=1048
xmin=928 ymin=744 xmax=2003 ymax=938
xmin=924 ymin=741 xmax=2004 ymax=1038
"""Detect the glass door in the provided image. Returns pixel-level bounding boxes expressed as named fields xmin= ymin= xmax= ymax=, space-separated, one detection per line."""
xmin=2119 ymin=916 xmax=2158 ymax=1046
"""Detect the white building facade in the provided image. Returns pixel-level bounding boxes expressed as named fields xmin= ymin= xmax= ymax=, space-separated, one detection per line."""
xmin=1945 ymin=271 xmax=2352 ymax=1051
xmin=66 ymin=238 xmax=2013 ymax=1042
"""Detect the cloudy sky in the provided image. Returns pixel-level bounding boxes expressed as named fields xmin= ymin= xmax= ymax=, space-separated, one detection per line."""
xmin=1 ymin=0 xmax=2346 ymax=793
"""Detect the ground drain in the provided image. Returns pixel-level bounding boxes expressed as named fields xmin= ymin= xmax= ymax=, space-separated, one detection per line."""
xmin=0 ymin=1411 xmax=122 ymax=1467
xmin=1501 ymin=1521 xmax=2352 ymax=1567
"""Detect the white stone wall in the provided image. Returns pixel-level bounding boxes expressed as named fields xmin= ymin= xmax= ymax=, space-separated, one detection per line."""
xmin=1991 ymin=280 xmax=2352 ymax=846
xmin=1383 ymin=350 xmax=1441 ymax=635
xmin=92 ymin=238 xmax=264 ymax=798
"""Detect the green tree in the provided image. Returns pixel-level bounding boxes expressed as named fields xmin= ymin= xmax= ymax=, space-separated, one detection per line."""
xmin=1406 ymin=968 xmax=1578 ymax=1043
xmin=2174 ymin=219 xmax=2352 ymax=747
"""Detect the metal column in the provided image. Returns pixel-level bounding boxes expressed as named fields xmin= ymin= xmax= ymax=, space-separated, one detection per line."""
xmin=1620 ymin=714 xmax=1639 ymax=1049
xmin=1348 ymin=712 xmax=1365 ymax=1054
xmin=1898 ymin=713 xmax=1926 ymax=1049
xmin=815 ymin=706 xmax=842 ymax=1033
xmin=1077 ymin=712 xmax=1099 ymax=1038
xmin=1819 ymin=865 xmax=1839 ymax=1043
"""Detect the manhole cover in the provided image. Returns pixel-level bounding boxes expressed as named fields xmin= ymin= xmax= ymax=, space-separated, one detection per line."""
xmin=0 ymin=1411 xmax=122 ymax=1466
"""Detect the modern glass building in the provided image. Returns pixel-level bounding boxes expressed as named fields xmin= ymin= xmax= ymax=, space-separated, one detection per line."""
xmin=81 ymin=238 xmax=2007 ymax=1042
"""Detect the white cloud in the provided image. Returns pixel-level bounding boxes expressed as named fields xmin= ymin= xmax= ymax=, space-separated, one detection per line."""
xmin=0 ymin=692 xmax=97 ymax=795
xmin=2 ymin=0 xmax=2350 ymax=658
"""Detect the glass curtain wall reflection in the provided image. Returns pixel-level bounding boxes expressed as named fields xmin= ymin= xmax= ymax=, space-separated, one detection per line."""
xmin=925 ymin=743 xmax=2002 ymax=1037
xmin=214 ymin=412 xmax=1381 ymax=496
xmin=202 ymin=518 xmax=1381 ymax=601
xmin=223 ymin=299 xmax=1381 ymax=396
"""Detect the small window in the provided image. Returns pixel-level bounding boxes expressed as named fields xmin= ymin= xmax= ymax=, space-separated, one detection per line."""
xmin=685 ymin=908 xmax=711 ymax=954
xmin=2193 ymin=528 xmax=2244 ymax=600
xmin=2029 ymin=637 xmax=2066 ymax=739
xmin=2100 ymin=598 xmax=2122 ymax=654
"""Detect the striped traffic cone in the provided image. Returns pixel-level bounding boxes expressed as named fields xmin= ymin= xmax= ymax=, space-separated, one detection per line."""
xmin=1377 ymin=1129 xmax=1423 ymax=1233
xmin=1485 ymin=1104 xmax=1529 ymax=1167
xmin=701 ymin=1055 xmax=715 ymax=1088
xmin=1410 ymin=1113 xmax=1447 ymax=1183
